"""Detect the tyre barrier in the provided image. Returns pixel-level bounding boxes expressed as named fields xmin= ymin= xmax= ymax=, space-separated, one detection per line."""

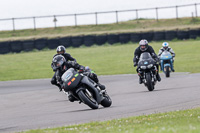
xmin=84 ymin=35 xmax=96 ymax=46
xmin=107 ymin=34 xmax=119 ymax=44
xmin=47 ymin=38 xmax=60 ymax=49
xmin=22 ymin=40 xmax=35 ymax=52
xmin=189 ymin=29 xmax=200 ymax=39
xmin=165 ymin=30 xmax=177 ymax=40
xmin=119 ymin=33 xmax=131 ymax=44
xmin=1 ymin=29 xmax=200 ymax=54
xmin=177 ymin=30 xmax=189 ymax=40
xmin=153 ymin=31 xmax=165 ymax=41
xmin=0 ymin=41 xmax=10 ymax=54
xmin=10 ymin=41 xmax=23 ymax=53
xmin=59 ymin=36 xmax=72 ymax=48
xmin=130 ymin=33 xmax=142 ymax=43
xmin=34 ymin=38 xmax=47 ymax=50
xmin=95 ymin=34 xmax=107 ymax=45
xmin=71 ymin=36 xmax=83 ymax=47
xmin=141 ymin=32 xmax=154 ymax=41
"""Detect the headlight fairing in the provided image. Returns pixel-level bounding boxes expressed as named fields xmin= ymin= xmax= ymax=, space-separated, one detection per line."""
xmin=147 ymin=64 xmax=153 ymax=68
xmin=140 ymin=66 xmax=147 ymax=69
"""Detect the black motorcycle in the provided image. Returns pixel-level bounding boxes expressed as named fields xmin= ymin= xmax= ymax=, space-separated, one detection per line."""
xmin=61 ymin=68 xmax=112 ymax=109
xmin=137 ymin=52 xmax=158 ymax=91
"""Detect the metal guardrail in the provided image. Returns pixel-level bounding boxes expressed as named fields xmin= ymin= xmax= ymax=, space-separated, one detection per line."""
xmin=0 ymin=3 xmax=199 ymax=31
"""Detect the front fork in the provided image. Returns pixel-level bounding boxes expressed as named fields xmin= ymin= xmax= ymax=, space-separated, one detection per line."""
xmin=137 ymin=66 xmax=158 ymax=84
xmin=161 ymin=59 xmax=174 ymax=71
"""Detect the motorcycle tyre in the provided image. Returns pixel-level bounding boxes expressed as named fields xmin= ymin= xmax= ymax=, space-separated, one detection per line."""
xmin=78 ymin=90 xmax=99 ymax=109
xmin=165 ymin=66 xmax=170 ymax=78
xmin=146 ymin=73 xmax=154 ymax=91
xmin=101 ymin=94 xmax=112 ymax=107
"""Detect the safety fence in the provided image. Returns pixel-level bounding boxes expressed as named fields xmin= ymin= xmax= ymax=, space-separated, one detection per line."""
xmin=0 ymin=28 xmax=200 ymax=54
xmin=0 ymin=3 xmax=199 ymax=31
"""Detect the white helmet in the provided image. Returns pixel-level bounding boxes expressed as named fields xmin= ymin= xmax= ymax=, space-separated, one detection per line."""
xmin=139 ymin=39 xmax=148 ymax=51
xmin=162 ymin=42 xmax=169 ymax=50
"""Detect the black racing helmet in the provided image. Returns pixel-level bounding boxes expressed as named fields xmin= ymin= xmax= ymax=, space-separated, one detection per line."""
xmin=52 ymin=55 xmax=66 ymax=70
xmin=139 ymin=39 xmax=148 ymax=51
xmin=56 ymin=45 xmax=66 ymax=54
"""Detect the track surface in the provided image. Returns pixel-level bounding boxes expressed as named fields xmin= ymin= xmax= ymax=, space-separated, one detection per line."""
xmin=0 ymin=73 xmax=200 ymax=133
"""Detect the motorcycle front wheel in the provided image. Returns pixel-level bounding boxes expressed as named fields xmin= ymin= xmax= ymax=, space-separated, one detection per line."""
xmin=165 ymin=66 xmax=170 ymax=77
xmin=101 ymin=94 xmax=112 ymax=107
xmin=78 ymin=90 xmax=99 ymax=109
xmin=146 ymin=72 xmax=154 ymax=91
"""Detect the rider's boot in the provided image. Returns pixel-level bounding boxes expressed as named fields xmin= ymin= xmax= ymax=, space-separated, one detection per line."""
xmin=58 ymin=86 xmax=62 ymax=92
xmin=138 ymin=72 xmax=143 ymax=84
xmin=156 ymin=73 xmax=161 ymax=82
xmin=55 ymin=84 xmax=62 ymax=92
xmin=172 ymin=64 xmax=175 ymax=72
xmin=139 ymin=77 xmax=143 ymax=84
xmin=171 ymin=60 xmax=175 ymax=72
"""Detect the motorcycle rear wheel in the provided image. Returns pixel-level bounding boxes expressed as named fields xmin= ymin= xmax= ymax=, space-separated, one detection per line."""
xmin=146 ymin=72 xmax=154 ymax=91
xmin=78 ymin=90 xmax=99 ymax=109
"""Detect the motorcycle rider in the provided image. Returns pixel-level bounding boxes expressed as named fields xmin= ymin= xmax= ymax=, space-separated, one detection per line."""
xmin=51 ymin=45 xmax=76 ymax=90
xmin=51 ymin=55 xmax=105 ymax=101
xmin=133 ymin=39 xmax=161 ymax=84
xmin=158 ymin=42 xmax=175 ymax=72
xmin=51 ymin=55 xmax=83 ymax=102
xmin=53 ymin=45 xmax=77 ymax=62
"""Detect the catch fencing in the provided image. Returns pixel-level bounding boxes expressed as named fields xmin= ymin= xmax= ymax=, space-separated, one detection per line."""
xmin=0 ymin=3 xmax=200 ymax=31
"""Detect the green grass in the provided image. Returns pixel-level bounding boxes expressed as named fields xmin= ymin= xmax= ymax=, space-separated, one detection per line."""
xmin=22 ymin=107 xmax=200 ymax=133
xmin=0 ymin=39 xmax=200 ymax=81
xmin=1 ymin=17 xmax=200 ymax=41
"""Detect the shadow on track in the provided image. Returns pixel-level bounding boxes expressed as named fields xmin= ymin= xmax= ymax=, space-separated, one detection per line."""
xmin=153 ymin=85 xmax=199 ymax=92
xmin=65 ymin=106 xmax=116 ymax=113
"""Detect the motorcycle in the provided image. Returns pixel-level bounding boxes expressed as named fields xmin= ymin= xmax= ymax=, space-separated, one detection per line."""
xmin=159 ymin=51 xmax=173 ymax=77
xmin=137 ymin=52 xmax=158 ymax=91
xmin=61 ymin=68 xmax=112 ymax=109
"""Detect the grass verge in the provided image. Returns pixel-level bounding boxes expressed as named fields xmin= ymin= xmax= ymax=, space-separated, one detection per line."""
xmin=22 ymin=107 xmax=200 ymax=133
xmin=1 ymin=17 xmax=200 ymax=41
xmin=0 ymin=39 xmax=200 ymax=81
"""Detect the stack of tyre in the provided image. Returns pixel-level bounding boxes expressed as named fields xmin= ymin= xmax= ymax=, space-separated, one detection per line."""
xmin=1 ymin=28 xmax=200 ymax=54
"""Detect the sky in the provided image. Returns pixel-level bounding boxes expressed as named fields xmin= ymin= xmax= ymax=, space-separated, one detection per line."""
xmin=1 ymin=0 xmax=200 ymax=19
xmin=1 ymin=0 xmax=200 ymax=30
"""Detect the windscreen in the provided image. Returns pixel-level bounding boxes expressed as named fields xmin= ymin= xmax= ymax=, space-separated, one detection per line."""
xmin=61 ymin=68 xmax=74 ymax=82
xmin=161 ymin=51 xmax=171 ymax=56
xmin=139 ymin=52 xmax=152 ymax=60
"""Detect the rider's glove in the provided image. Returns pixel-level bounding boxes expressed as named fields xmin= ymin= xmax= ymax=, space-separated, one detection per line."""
xmin=155 ymin=58 xmax=160 ymax=63
xmin=79 ymin=66 xmax=85 ymax=73
xmin=133 ymin=62 xmax=137 ymax=67
xmin=51 ymin=63 xmax=57 ymax=71
xmin=52 ymin=67 xmax=57 ymax=72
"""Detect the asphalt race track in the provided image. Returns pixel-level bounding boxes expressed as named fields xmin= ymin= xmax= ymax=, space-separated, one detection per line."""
xmin=1 ymin=73 xmax=200 ymax=133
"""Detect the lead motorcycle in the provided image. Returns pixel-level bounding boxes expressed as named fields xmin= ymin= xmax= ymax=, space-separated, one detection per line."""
xmin=61 ymin=68 xmax=112 ymax=109
xmin=137 ymin=52 xmax=158 ymax=91
xmin=159 ymin=51 xmax=173 ymax=77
